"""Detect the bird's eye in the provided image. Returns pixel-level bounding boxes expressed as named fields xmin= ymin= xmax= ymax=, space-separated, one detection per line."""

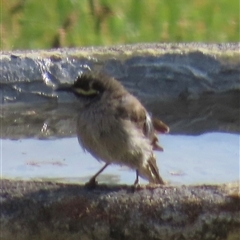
xmin=74 ymin=88 xmax=99 ymax=96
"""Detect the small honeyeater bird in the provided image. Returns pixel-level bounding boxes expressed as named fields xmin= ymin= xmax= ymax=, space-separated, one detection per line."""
xmin=56 ymin=72 xmax=169 ymax=186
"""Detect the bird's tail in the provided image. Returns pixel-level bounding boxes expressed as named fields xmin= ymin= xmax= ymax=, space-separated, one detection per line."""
xmin=139 ymin=155 xmax=165 ymax=184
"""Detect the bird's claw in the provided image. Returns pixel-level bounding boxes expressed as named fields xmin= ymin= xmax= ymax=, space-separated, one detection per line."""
xmin=84 ymin=178 xmax=98 ymax=189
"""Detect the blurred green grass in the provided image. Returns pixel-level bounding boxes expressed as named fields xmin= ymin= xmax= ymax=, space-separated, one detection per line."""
xmin=0 ymin=0 xmax=239 ymax=50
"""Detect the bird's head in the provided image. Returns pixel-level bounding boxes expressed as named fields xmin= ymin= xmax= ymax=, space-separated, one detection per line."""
xmin=56 ymin=72 xmax=125 ymax=105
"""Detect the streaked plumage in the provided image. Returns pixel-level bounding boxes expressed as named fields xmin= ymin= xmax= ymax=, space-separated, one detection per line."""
xmin=56 ymin=72 xmax=169 ymax=186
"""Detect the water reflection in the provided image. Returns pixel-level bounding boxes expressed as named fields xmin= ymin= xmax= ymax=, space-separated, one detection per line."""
xmin=2 ymin=133 xmax=239 ymax=185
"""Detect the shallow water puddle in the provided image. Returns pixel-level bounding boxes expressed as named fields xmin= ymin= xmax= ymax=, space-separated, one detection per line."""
xmin=2 ymin=133 xmax=239 ymax=185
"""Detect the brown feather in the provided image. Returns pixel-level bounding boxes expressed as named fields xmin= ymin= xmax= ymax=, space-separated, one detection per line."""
xmin=151 ymin=135 xmax=164 ymax=151
xmin=152 ymin=118 xmax=169 ymax=133
xmin=116 ymin=94 xmax=147 ymax=129
xmin=147 ymin=156 xmax=165 ymax=184
xmin=115 ymin=95 xmax=168 ymax=152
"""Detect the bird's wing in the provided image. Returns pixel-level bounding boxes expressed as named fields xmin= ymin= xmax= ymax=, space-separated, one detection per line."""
xmin=115 ymin=95 xmax=167 ymax=151
xmin=115 ymin=94 xmax=147 ymax=129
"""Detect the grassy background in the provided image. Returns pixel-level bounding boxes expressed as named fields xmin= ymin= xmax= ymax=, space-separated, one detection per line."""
xmin=1 ymin=0 xmax=239 ymax=50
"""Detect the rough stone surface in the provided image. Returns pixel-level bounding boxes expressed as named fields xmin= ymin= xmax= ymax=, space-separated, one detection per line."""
xmin=0 ymin=179 xmax=239 ymax=240
xmin=0 ymin=43 xmax=240 ymax=138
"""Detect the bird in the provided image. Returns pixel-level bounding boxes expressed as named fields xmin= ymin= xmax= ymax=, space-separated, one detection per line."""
xmin=56 ymin=72 xmax=169 ymax=187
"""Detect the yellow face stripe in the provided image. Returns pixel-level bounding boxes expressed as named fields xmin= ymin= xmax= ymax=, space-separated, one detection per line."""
xmin=74 ymin=88 xmax=99 ymax=96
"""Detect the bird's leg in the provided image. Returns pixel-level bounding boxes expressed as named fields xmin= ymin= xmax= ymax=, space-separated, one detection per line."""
xmin=131 ymin=170 xmax=142 ymax=192
xmin=134 ymin=170 xmax=140 ymax=186
xmin=85 ymin=163 xmax=109 ymax=188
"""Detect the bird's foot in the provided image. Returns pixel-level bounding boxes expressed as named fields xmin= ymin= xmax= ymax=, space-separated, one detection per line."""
xmin=84 ymin=178 xmax=98 ymax=189
xmin=130 ymin=179 xmax=142 ymax=192
xmin=132 ymin=170 xmax=141 ymax=188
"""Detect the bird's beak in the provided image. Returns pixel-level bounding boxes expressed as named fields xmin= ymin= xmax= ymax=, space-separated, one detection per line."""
xmin=54 ymin=83 xmax=73 ymax=92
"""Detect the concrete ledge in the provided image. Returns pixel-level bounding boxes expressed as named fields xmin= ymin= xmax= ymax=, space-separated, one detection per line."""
xmin=1 ymin=179 xmax=239 ymax=240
